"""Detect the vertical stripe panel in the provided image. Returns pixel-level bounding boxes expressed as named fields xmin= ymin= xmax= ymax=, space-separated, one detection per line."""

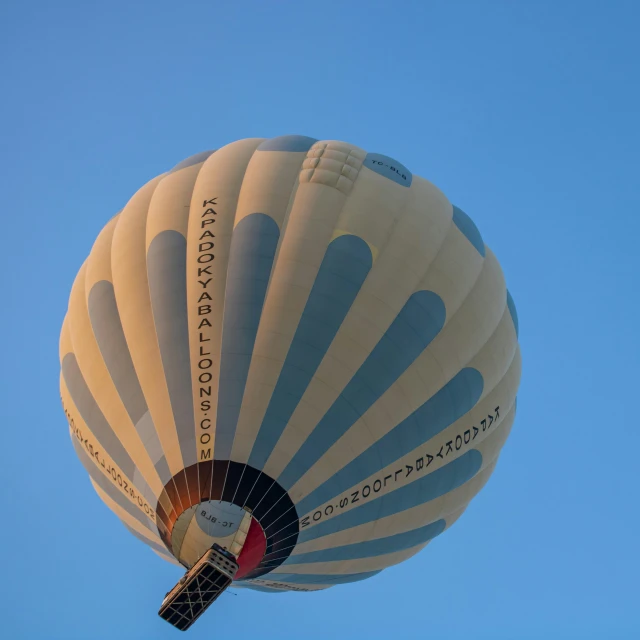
xmin=215 ymin=213 xmax=280 ymax=460
xmin=185 ymin=138 xmax=264 ymax=469
xmin=147 ymin=230 xmax=195 ymax=466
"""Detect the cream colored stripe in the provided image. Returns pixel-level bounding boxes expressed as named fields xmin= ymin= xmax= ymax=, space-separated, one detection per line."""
xmin=60 ymin=303 xmax=75 ymax=358
xmin=185 ymin=139 xmax=264 ymax=464
xmin=420 ymin=217 xmax=485 ymax=317
xmin=85 ymin=214 xmax=119 ymax=286
xmin=233 ymin=144 xmax=306 ymax=229
xmin=145 ymin=162 xmax=205 ymax=249
xmin=111 ymin=175 xmax=184 ymax=474
xmin=427 ymin=247 xmax=506 ymax=383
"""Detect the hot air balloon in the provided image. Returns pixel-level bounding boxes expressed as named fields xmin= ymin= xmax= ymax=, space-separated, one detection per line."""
xmin=60 ymin=135 xmax=521 ymax=630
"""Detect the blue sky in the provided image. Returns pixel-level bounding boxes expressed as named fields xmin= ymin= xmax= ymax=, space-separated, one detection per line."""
xmin=1 ymin=1 xmax=639 ymax=638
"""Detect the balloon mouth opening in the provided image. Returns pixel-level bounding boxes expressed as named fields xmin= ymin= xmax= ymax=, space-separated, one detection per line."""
xmin=155 ymin=461 xmax=299 ymax=580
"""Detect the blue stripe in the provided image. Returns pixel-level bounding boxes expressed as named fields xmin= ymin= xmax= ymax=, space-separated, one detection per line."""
xmin=452 ymin=205 xmax=485 ymax=256
xmin=295 ymin=368 xmax=484 ymax=516
xmin=278 ymin=290 xmax=446 ymax=490
xmin=258 ymin=135 xmax=317 ymax=152
xmin=169 ymin=150 xmax=215 ymax=174
xmin=248 ymin=235 xmax=372 ymax=470
xmin=506 ymin=290 xmax=519 ymax=337
xmin=215 ymin=213 xmax=280 ymax=460
xmin=72 ymin=437 xmax=156 ymax=534
xmin=283 ymin=520 xmax=445 ymax=565
xmin=263 ymin=571 xmax=381 ymax=585
xmin=147 ymin=231 xmax=196 ymax=467
xmin=298 ymin=450 xmax=483 ymax=543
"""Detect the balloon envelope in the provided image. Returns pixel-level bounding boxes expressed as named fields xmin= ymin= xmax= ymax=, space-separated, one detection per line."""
xmin=60 ymin=135 xmax=521 ymax=592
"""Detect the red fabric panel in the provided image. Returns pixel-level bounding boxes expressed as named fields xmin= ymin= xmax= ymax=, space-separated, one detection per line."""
xmin=235 ymin=518 xmax=266 ymax=579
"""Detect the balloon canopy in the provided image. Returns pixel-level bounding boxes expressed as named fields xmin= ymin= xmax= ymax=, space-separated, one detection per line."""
xmin=60 ymin=135 xmax=521 ymax=593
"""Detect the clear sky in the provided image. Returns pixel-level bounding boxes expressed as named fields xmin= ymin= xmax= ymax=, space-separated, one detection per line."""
xmin=1 ymin=1 xmax=639 ymax=638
